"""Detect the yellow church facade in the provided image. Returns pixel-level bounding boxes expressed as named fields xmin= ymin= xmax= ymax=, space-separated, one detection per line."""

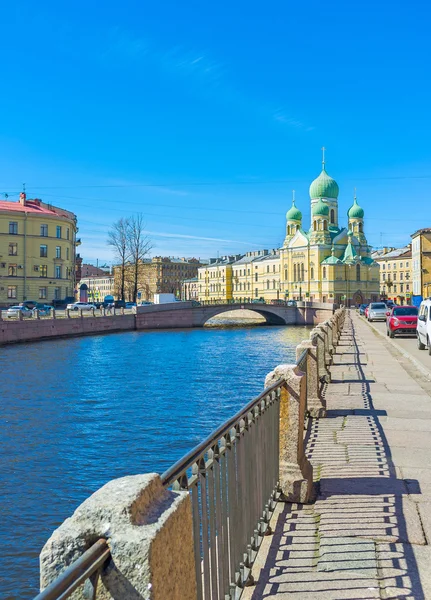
xmin=197 ymin=158 xmax=380 ymax=305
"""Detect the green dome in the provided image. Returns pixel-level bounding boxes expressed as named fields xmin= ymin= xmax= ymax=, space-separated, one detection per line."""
xmin=348 ymin=197 xmax=364 ymax=219
xmin=286 ymin=200 xmax=302 ymax=222
xmin=309 ymin=168 xmax=339 ymax=200
xmin=312 ymin=198 xmax=330 ymax=217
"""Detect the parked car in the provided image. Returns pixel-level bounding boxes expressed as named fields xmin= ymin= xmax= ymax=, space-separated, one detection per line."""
xmin=139 ymin=301 xmax=154 ymax=306
xmin=66 ymin=302 xmax=96 ymax=311
xmin=386 ymin=306 xmax=418 ymax=338
xmin=34 ymin=304 xmax=52 ymax=316
xmin=359 ymin=304 xmax=368 ymax=316
xmin=251 ymin=298 xmax=266 ymax=304
xmin=114 ymin=300 xmax=126 ymax=309
xmin=125 ymin=302 xmax=137 ymax=309
xmin=7 ymin=305 xmax=34 ymax=318
xmin=367 ymin=302 xmax=388 ymax=322
xmin=417 ymin=299 xmax=431 ymax=353
xmin=385 ymin=300 xmax=396 ymax=309
xmin=19 ymin=300 xmax=38 ymax=310
xmin=287 ymin=300 xmax=297 ymax=307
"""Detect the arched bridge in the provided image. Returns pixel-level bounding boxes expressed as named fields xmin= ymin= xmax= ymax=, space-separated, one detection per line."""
xmin=135 ymin=301 xmax=336 ymax=329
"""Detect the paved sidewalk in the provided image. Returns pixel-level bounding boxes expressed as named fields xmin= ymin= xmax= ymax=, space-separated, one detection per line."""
xmin=243 ymin=310 xmax=431 ymax=599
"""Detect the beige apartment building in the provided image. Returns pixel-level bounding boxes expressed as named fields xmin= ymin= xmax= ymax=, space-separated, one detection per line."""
xmin=197 ymin=256 xmax=241 ymax=303
xmin=231 ymin=250 xmax=281 ymax=302
xmin=115 ymin=256 xmax=203 ymax=301
xmin=371 ymin=246 xmax=412 ymax=305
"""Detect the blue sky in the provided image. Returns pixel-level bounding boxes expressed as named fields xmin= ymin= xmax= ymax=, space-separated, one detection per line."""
xmin=1 ymin=0 xmax=430 ymax=263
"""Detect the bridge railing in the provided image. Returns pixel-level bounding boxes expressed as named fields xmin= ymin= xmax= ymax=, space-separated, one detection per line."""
xmin=34 ymin=308 xmax=346 ymax=600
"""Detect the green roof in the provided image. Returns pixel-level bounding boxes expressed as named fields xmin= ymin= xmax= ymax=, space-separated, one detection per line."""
xmin=309 ymin=168 xmax=339 ymax=200
xmin=312 ymin=198 xmax=330 ymax=217
xmin=286 ymin=199 xmax=302 ymax=222
xmin=348 ymin=197 xmax=364 ymax=219
xmin=341 ymin=240 xmax=358 ymax=263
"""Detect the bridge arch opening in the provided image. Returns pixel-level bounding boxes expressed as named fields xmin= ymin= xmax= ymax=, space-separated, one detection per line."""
xmin=202 ymin=307 xmax=288 ymax=327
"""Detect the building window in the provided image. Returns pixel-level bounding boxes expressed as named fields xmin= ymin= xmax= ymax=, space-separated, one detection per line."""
xmin=255 ymin=273 xmax=258 ymax=282
xmin=323 ymin=267 xmax=327 ymax=279
xmin=40 ymin=224 xmax=48 ymax=237
xmin=294 ymin=264 xmax=297 ymax=281
xmin=406 ymin=262 xmax=409 ymax=268
xmin=301 ymin=264 xmax=305 ymax=281
xmin=393 ymin=263 xmax=396 ymax=270
xmin=284 ymin=269 xmax=288 ymax=281
xmin=310 ymin=267 xmax=314 ymax=280
xmin=8 ymin=264 xmax=17 ymax=276
xmin=7 ymin=285 xmax=17 ymax=299
xmin=56 ymin=226 xmax=62 ymax=238
xmin=54 ymin=287 xmax=61 ymax=299
xmin=40 ymin=265 xmax=48 ymax=278
xmin=267 ymin=265 xmax=269 ymax=273
xmin=39 ymin=287 xmax=47 ymax=299
xmin=382 ymin=264 xmax=385 ymax=270
xmin=56 ymin=246 xmax=61 ymax=258
xmin=66 ymin=247 xmax=69 ymax=260
xmin=330 ymin=209 xmax=335 ymax=224
xmin=272 ymin=280 xmax=276 ymax=289
xmin=407 ymin=284 xmax=410 ymax=291
xmin=267 ymin=280 xmax=270 ymax=289
xmin=8 ymin=243 xmax=17 ymax=256
xmin=394 ymin=284 xmax=397 ymax=293
xmin=40 ymin=245 xmax=48 ymax=258
xmin=273 ymin=264 xmax=276 ymax=273
xmin=356 ymin=263 xmax=361 ymax=282
xmin=9 ymin=222 xmax=18 ymax=235
xmin=400 ymin=262 xmax=403 ymax=268
xmin=400 ymin=272 xmax=403 ymax=280
xmin=393 ymin=273 xmax=397 ymax=281
xmin=66 ymin=228 xmax=70 ymax=240
xmin=255 ymin=288 xmax=258 ymax=298
xmin=400 ymin=284 xmax=404 ymax=292
xmin=383 ymin=273 xmax=386 ymax=280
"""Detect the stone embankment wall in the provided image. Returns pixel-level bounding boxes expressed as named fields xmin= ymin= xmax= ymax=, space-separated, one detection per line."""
xmin=0 ymin=315 xmax=135 ymax=345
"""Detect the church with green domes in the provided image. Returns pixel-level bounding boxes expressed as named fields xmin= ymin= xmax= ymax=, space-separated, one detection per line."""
xmin=280 ymin=157 xmax=380 ymax=305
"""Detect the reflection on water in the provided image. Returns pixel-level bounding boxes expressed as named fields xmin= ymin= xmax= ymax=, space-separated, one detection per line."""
xmin=0 ymin=324 xmax=310 ymax=597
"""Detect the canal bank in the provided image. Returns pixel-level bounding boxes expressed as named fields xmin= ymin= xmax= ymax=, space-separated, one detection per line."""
xmin=0 ymin=323 xmax=312 ymax=598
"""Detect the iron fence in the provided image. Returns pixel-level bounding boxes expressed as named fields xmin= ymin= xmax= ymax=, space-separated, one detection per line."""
xmin=161 ymin=379 xmax=284 ymax=600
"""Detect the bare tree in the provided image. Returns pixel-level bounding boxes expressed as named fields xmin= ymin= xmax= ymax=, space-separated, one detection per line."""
xmin=107 ymin=218 xmax=130 ymax=301
xmin=127 ymin=214 xmax=153 ymax=302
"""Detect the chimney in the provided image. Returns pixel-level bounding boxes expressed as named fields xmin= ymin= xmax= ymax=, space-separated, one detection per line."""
xmin=19 ymin=192 xmax=26 ymax=206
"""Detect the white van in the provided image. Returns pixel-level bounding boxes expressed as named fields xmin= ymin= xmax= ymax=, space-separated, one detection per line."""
xmin=417 ymin=298 xmax=431 ymax=354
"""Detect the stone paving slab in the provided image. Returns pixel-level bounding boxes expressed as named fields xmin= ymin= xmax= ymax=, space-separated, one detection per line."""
xmin=242 ymin=311 xmax=431 ymax=599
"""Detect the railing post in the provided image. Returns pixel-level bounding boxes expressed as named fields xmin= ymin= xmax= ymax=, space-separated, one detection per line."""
xmin=34 ymin=309 xmax=40 ymax=320
xmin=316 ymin=323 xmax=332 ymax=367
xmin=264 ymin=365 xmax=314 ymax=503
xmin=52 ymin=309 xmax=56 ymax=320
xmin=66 ymin=309 xmax=70 ymax=319
xmin=39 ymin=474 xmax=197 ymax=600
xmin=296 ymin=340 xmax=326 ymax=417
xmin=311 ymin=326 xmax=331 ymax=383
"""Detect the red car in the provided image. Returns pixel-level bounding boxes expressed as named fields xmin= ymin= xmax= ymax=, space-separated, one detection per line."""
xmin=386 ymin=306 xmax=418 ymax=338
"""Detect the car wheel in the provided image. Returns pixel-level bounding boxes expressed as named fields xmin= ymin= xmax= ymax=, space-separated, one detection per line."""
xmin=74 ymin=307 xmax=79 ymax=311
xmin=417 ymin=335 xmax=426 ymax=350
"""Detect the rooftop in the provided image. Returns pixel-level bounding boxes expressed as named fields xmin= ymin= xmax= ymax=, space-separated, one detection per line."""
xmin=0 ymin=194 xmax=76 ymax=221
xmin=372 ymin=246 xmax=411 ymax=260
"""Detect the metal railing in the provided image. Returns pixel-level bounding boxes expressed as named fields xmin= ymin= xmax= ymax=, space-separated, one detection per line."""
xmin=33 ymin=349 xmax=311 ymax=600
xmin=161 ymin=379 xmax=284 ymax=600
xmin=34 ymin=539 xmax=111 ymax=600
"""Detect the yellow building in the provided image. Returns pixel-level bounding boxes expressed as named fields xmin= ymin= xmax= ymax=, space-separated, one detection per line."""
xmin=411 ymin=228 xmax=431 ymax=302
xmin=231 ymin=250 xmax=281 ymax=302
xmin=371 ymin=246 xmax=412 ymax=305
xmin=197 ymin=156 xmax=379 ymax=305
xmin=0 ymin=193 xmax=79 ymax=306
xmin=197 ymin=256 xmax=242 ymax=303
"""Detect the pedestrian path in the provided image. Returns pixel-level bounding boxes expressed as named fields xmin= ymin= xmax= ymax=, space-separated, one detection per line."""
xmin=243 ymin=310 xmax=431 ymax=599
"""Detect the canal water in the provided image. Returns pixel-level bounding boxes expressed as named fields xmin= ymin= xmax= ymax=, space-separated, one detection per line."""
xmin=1 ymin=321 xmax=310 ymax=598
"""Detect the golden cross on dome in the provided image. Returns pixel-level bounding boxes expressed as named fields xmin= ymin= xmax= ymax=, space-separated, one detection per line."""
xmin=321 ymin=146 xmax=326 ymax=169
xmin=292 ymin=189 xmax=295 ymax=204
